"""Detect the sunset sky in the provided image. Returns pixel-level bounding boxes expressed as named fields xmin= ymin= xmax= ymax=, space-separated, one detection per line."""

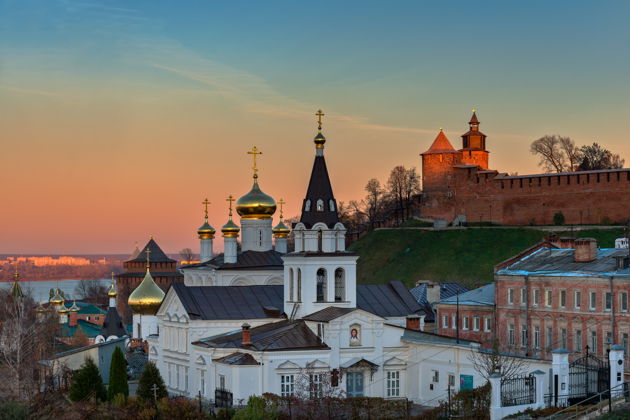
xmin=1 ymin=1 xmax=629 ymax=254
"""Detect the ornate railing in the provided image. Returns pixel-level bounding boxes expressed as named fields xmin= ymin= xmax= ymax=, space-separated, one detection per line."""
xmin=501 ymin=374 xmax=536 ymax=407
xmin=214 ymin=388 xmax=233 ymax=408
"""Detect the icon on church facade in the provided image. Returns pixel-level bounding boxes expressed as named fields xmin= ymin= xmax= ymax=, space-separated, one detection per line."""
xmin=349 ymin=324 xmax=361 ymax=346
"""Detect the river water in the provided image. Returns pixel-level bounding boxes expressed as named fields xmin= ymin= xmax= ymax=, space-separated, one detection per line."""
xmin=0 ymin=279 xmax=110 ymax=303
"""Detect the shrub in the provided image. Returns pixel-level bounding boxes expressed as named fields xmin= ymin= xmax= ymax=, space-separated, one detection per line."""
xmin=553 ymin=211 xmax=565 ymax=225
xmin=69 ymin=357 xmax=107 ymax=402
xmin=0 ymin=399 xmax=29 ymax=420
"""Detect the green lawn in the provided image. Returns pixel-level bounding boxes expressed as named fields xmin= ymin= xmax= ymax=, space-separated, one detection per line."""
xmin=349 ymin=228 xmax=625 ymax=288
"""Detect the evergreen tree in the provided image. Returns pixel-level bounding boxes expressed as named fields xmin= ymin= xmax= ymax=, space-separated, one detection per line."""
xmin=69 ymin=357 xmax=107 ymax=402
xmin=107 ymin=347 xmax=129 ymax=400
xmin=137 ymin=361 xmax=167 ymax=403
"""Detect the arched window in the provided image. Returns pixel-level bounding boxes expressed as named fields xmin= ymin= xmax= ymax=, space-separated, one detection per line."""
xmin=305 ymin=199 xmax=311 ymax=211
xmin=335 ymin=268 xmax=345 ymax=302
xmin=317 ymin=230 xmax=323 ymax=252
xmin=316 ymin=268 xmax=327 ymax=302
xmin=316 ymin=199 xmax=324 ymax=211
xmin=297 ymin=269 xmax=302 ymax=301
xmin=289 ymin=268 xmax=294 ymax=301
xmin=329 ymin=200 xmax=335 ymax=211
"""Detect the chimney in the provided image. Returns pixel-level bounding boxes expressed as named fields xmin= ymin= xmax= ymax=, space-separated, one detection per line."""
xmin=558 ymin=237 xmax=576 ymax=249
xmin=241 ymin=323 xmax=252 ymax=346
xmin=406 ymin=314 xmax=421 ymax=331
xmin=69 ymin=310 xmax=78 ymax=327
xmin=574 ymin=238 xmax=598 ymax=262
xmin=426 ymin=282 xmax=441 ymax=304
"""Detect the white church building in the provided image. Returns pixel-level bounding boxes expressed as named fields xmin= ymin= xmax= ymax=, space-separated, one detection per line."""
xmin=140 ymin=114 xmax=523 ymax=406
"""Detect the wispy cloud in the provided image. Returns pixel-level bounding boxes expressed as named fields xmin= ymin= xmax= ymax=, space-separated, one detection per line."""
xmin=0 ymin=85 xmax=69 ymax=98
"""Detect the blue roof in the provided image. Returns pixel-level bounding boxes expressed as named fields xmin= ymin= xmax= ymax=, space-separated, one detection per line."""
xmin=496 ymin=247 xmax=630 ymax=278
xmin=439 ymin=283 xmax=494 ymax=306
xmin=409 ymin=282 xmax=469 ymax=306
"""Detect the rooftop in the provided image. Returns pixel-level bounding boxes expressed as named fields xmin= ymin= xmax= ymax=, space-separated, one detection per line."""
xmin=183 ymin=250 xmax=283 ymax=271
xmin=439 ymin=283 xmax=495 ymax=306
xmin=496 ymin=247 xmax=630 ymax=278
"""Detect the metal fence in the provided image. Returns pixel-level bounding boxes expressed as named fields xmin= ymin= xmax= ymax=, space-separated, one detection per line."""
xmin=214 ymin=388 xmax=233 ymax=408
xmin=501 ymin=374 xmax=536 ymax=407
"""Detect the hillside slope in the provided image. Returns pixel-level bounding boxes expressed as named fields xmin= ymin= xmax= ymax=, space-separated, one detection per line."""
xmin=349 ymin=228 xmax=625 ymax=288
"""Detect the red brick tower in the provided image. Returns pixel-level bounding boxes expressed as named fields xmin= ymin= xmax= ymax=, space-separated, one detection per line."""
xmin=420 ymin=129 xmax=461 ymax=192
xmin=459 ymin=111 xmax=489 ymax=169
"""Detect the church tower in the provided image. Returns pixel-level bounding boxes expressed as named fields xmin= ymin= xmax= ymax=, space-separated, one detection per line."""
xmin=283 ymin=110 xmax=358 ymax=319
xmin=420 ymin=128 xmax=460 ymax=192
xmin=236 ymin=147 xmax=277 ymax=252
xmin=459 ymin=110 xmax=489 ymax=169
xmin=198 ymin=198 xmax=215 ymax=263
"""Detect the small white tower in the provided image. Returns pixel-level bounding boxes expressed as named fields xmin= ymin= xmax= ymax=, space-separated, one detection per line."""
xmin=283 ymin=110 xmax=357 ymax=319
xmin=222 ymin=195 xmax=240 ymax=264
xmin=273 ymin=198 xmax=290 ymax=254
xmin=198 ymin=198 xmax=216 ymax=263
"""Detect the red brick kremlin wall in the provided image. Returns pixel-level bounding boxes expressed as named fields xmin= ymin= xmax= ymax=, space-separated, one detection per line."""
xmin=420 ymin=114 xmax=630 ymax=225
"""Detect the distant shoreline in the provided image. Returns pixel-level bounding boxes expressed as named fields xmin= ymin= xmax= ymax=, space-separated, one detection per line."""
xmin=0 ymin=278 xmax=107 ymax=283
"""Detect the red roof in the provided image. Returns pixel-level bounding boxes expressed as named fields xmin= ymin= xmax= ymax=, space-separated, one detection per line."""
xmin=421 ymin=130 xmax=458 ymax=155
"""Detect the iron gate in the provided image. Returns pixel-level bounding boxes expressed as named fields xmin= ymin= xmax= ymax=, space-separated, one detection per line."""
xmin=568 ymin=346 xmax=609 ymax=405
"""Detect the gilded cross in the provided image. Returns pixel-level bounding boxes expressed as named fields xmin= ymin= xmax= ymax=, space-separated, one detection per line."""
xmin=202 ymin=198 xmax=210 ymax=219
xmin=316 ymin=109 xmax=324 ymax=131
xmin=277 ymin=198 xmax=286 ymax=218
xmin=111 ymin=271 xmax=115 ymax=285
xmin=247 ymin=146 xmax=262 ymax=176
xmin=145 ymin=248 xmax=151 ymax=268
xmin=226 ymin=195 xmax=235 ymax=216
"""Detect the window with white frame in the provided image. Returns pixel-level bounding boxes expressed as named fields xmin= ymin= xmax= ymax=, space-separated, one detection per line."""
xmin=574 ymin=329 xmax=582 ymax=352
xmin=560 ymin=290 xmax=566 ymax=308
xmin=484 ymin=317 xmax=491 ymax=332
xmin=623 ymin=333 xmax=629 ymax=357
xmin=452 ymin=315 xmax=456 ymax=330
xmin=448 ymin=374 xmax=455 ymax=387
xmin=561 ymin=328 xmax=567 ymax=349
xmin=545 ymin=289 xmax=552 ymax=307
xmin=546 ymin=327 xmax=553 ymax=350
xmin=200 ymin=370 xmax=206 ymax=395
xmin=309 ymin=374 xmax=323 ymax=399
xmin=520 ymin=287 xmax=526 ymax=305
xmin=574 ymin=290 xmax=581 ymax=309
xmin=508 ymin=324 xmax=515 ymax=346
xmin=219 ymin=374 xmax=226 ymax=390
xmin=605 ymin=292 xmax=612 ymax=311
xmin=386 ymin=371 xmax=400 ymax=397
xmin=590 ymin=291 xmax=597 ymax=310
xmin=463 ymin=316 xmax=469 ymax=330
xmin=521 ymin=327 xmax=528 ymax=348
xmin=621 ymin=292 xmax=629 ymax=312
xmin=281 ymin=374 xmax=295 ymax=396
xmin=432 ymin=370 xmax=439 ymax=383
xmin=473 ymin=316 xmax=480 ymax=331
xmin=185 ymin=367 xmax=189 ymax=392
xmin=590 ymin=331 xmax=597 ymax=354
xmin=534 ymin=326 xmax=540 ymax=349
xmin=508 ymin=288 xmax=514 ymax=305
xmin=442 ymin=314 xmax=449 ymax=329
xmin=533 ymin=289 xmax=540 ymax=306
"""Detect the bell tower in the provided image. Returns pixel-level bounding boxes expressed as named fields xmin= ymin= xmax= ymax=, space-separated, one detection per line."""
xmin=459 ymin=110 xmax=489 ymax=169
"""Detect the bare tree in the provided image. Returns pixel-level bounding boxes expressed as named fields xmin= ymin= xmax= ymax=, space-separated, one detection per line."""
xmin=468 ymin=341 xmax=528 ymax=382
xmin=364 ymin=178 xmax=384 ymax=224
xmin=179 ymin=248 xmax=196 ymax=263
xmin=293 ymin=368 xmax=345 ymax=419
xmin=530 ymin=135 xmax=568 ymax=173
xmin=558 ymin=136 xmax=583 ymax=172
xmin=73 ymin=280 xmax=107 ymax=305
xmin=387 ymin=165 xmax=407 ymax=210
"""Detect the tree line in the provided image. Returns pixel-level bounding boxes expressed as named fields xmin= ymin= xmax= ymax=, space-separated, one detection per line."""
xmin=530 ymin=135 xmax=624 ymax=173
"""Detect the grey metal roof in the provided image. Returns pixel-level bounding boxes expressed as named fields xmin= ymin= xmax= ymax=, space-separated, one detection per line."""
xmin=194 ymin=320 xmax=329 ymax=352
xmin=356 ymin=281 xmax=424 ymax=318
xmin=402 ymin=328 xmax=479 ymax=346
xmin=409 ymin=282 xmax=469 ymax=306
xmin=214 ymin=352 xmax=260 ymax=365
xmin=496 ymin=247 xmax=630 ymax=277
xmin=439 ymin=283 xmax=495 ymax=306
xmin=302 ymin=307 xmax=357 ymax=322
xmin=172 ymin=283 xmax=284 ymax=320
xmin=183 ymin=250 xmax=283 ymax=271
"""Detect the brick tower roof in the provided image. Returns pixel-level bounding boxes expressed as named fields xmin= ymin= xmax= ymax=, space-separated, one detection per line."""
xmin=421 ymin=130 xmax=458 ymax=155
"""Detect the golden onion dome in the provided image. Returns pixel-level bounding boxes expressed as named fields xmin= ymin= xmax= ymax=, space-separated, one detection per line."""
xmin=221 ymin=218 xmax=240 ymax=238
xmin=108 ymin=282 xmax=117 ymax=298
xmin=128 ymin=268 xmax=165 ymax=315
xmin=50 ymin=288 xmax=64 ymax=305
xmin=69 ymin=301 xmax=80 ymax=312
xmin=236 ymin=178 xmax=276 ymax=220
xmin=35 ymin=302 xmax=46 ymax=314
xmin=198 ymin=221 xmax=216 ymax=239
xmin=273 ymin=219 xmax=291 ymax=238
xmin=58 ymin=304 xmax=69 ymax=314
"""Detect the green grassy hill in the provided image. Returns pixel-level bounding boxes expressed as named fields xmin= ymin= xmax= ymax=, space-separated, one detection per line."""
xmin=349 ymin=228 xmax=625 ymax=288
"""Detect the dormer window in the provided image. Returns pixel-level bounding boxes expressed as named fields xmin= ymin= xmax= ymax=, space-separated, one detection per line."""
xmin=305 ymin=200 xmax=311 ymax=211
xmin=316 ymin=199 xmax=324 ymax=212
xmin=329 ymin=200 xmax=335 ymax=211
